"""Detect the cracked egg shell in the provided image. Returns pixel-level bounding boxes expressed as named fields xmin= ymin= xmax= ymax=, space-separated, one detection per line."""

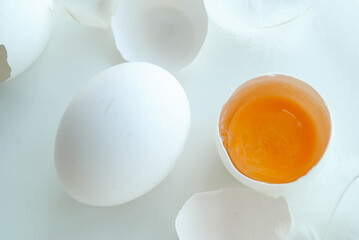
xmin=216 ymin=74 xmax=333 ymax=192
xmin=203 ymin=0 xmax=312 ymax=33
xmin=55 ymin=62 xmax=190 ymax=206
xmin=176 ymin=188 xmax=292 ymax=240
xmin=111 ymin=0 xmax=208 ymax=72
xmin=0 ymin=0 xmax=51 ymax=83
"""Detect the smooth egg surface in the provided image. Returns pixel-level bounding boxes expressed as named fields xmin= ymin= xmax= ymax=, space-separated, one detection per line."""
xmin=55 ymin=62 xmax=190 ymax=206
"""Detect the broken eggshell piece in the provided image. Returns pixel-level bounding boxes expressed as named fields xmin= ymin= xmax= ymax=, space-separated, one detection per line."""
xmin=51 ymin=0 xmax=116 ymax=28
xmin=0 ymin=45 xmax=11 ymax=83
xmin=216 ymin=74 xmax=333 ymax=193
xmin=203 ymin=0 xmax=312 ymax=33
xmin=111 ymin=0 xmax=208 ymax=72
xmin=176 ymin=188 xmax=292 ymax=240
xmin=0 ymin=0 xmax=52 ymax=82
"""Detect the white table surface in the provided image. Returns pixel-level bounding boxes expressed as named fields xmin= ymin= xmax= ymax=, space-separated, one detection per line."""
xmin=1 ymin=0 xmax=359 ymax=239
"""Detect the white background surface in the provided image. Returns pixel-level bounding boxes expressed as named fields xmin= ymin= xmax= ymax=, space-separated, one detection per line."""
xmin=1 ymin=0 xmax=359 ymax=239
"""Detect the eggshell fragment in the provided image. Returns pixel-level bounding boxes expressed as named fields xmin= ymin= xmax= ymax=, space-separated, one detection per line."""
xmin=203 ymin=0 xmax=312 ymax=33
xmin=51 ymin=0 xmax=116 ymax=28
xmin=176 ymin=188 xmax=291 ymax=240
xmin=55 ymin=62 xmax=190 ymax=206
xmin=111 ymin=0 xmax=208 ymax=72
xmin=0 ymin=0 xmax=52 ymax=82
xmin=0 ymin=45 xmax=11 ymax=83
xmin=216 ymin=74 xmax=333 ymax=192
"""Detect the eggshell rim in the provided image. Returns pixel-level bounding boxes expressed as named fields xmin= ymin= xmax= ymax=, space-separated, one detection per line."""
xmin=203 ymin=0 xmax=313 ymax=34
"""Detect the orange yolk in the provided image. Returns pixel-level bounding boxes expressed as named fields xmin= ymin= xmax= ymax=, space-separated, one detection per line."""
xmin=226 ymin=95 xmax=319 ymax=184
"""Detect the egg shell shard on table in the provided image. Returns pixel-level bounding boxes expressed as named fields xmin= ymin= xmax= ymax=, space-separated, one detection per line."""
xmin=216 ymin=74 xmax=334 ymax=193
xmin=55 ymin=62 xmax=191 ymax=206
xmin=0 ymin=0 xmax=52 ymax=82
xmin=111 ymin=0 xmax=208 ymax=72
xmin=51 ymin=0 xmax=116 ymax=29
xmin=175 ymin=188 xmax=292 ymax=240
xmin=203 ymin=0 xmax=312 ymax=33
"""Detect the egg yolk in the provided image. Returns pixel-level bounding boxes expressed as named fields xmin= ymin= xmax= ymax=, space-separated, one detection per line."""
xmin=226 ymin=95 xmax=319 ymax=184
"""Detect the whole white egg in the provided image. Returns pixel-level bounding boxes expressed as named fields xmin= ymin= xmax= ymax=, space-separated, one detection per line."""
xmin=55 ymin=62 xmax=191 ymax=206
xmin=0 ymin=0 xmax=52 ymax=83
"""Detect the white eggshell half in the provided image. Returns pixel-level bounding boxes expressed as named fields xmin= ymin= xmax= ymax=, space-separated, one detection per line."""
xmin=176 ymin=188 xmax=292 ymax=240
xmin=216 ymin=74 xmax=334 ymax=193
xmin=203 ymin=0 xmax=312 ymax=33
xmin=111 ymin=0 xmax=208 ymax=72
xmin=55 ymin=62 xmax=191 ymax=206
xmin=51 ymin=0 xmax=116 ymax=28
xmin=0 ymin=0 xmax=52 ymax=82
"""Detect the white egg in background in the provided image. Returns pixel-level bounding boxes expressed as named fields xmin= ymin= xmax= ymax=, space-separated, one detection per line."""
xmin=0 ymin=0 xmax=52 ymax=83
xmin=55 ymin=62 xmax=190 ymax=206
